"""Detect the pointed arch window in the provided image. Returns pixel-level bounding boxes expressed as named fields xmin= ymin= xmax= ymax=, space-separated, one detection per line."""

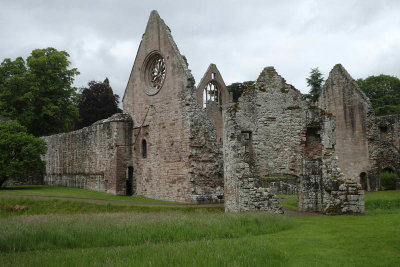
xmin=203 ymin=81 xmax=221 ymax=108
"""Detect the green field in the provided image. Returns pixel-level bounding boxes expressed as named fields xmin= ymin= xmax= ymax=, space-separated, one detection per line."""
xmin=0 ymin=186 xmax=399 ymax=266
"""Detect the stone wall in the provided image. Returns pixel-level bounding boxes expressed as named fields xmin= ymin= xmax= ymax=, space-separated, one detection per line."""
xmin=318 ymin=64 xmax=400 ymax=191
xmin=123 ymin=11 xmax=223 ymax=203
xmin=255 ymin=176 xmax=298 ymax=195
xmin=368 ymin=115 xmax=400 ymax=190
xmin=196 ymin=64 xmax=231 ymax=143
xmin=223 ymin=66 xmax=364 ymax=214
xmin=184 ymin=81 xmax=224 ymax=202
xmin=4 ymin=175 xmax=43 ymax=187
xmin=42 ymin=113 xmax=132 ymax=195
xmin=318 ymin=64 xmax=374 ymax=182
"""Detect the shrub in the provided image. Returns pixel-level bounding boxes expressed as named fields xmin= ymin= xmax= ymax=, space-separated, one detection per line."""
xmin=379 ymin=172 xmax=398 ymax=190
xmin=0 ymin=121 xmax=47 ymax=187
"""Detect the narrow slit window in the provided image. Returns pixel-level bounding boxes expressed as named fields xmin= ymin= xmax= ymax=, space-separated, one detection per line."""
xmin=142 ymin=139 xmax=147 ymax=158
xmin=240 ymin=131 xmax=253 ymax=161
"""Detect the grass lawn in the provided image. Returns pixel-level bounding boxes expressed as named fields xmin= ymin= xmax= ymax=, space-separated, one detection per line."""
xmin=0 ymin=185 xmax=175 ymax=204
xmin=0 ymin=188 xmax=399 ymax=266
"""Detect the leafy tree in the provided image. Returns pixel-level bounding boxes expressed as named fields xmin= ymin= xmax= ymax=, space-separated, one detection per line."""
xmin=227 ymin=81 xmax=255 ymax=102
xmin=304 ymin=67 xmax=324 ymax=103
xmin=75 ymin=78 xmax=122 ymax=129
xmin=356 ymin=75 xmax=400 ymax=116
xmin=0 ymin=47 xmax=79 ymax=136
xmin=0 ymin=121 xmax=47 ymax=188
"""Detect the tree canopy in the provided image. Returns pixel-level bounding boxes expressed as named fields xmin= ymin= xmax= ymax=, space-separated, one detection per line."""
xmin=75 ymin=79 xmax=122 ymax=129
xmin=304 ymin=67 xmax=324 ymax=103
xmin=0 ymin=47 xmax=79 ymax=136
xmin=356 ymin=74 xmax=400 ymax=116
xmin=0 ymin=121 xmax=47 ymax=187
xmin=227 ymin=81 xmax=255 ymax=102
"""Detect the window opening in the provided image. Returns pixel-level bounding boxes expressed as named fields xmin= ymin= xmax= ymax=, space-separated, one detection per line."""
xmin=203 ymin=81 xmax=221 ymax=108
xmin=142 ymin=139 xmax=147 ymax=158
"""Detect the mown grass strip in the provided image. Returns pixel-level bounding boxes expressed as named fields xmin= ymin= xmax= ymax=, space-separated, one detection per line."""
xmin=0 ymin=185 xmax=175 ymax=204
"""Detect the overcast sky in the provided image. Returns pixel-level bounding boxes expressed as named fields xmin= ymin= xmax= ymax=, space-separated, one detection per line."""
xmin=1 ymin=0 xmax=399 ymax=100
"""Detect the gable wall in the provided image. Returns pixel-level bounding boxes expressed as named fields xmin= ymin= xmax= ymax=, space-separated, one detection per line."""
xmin=318 ymin=65 xmax=373 ymax=182
xmin=123 ymin=11 xmax=223 ymax=202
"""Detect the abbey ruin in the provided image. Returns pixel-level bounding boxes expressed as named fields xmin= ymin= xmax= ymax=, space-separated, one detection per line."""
xmin=40 ymin=11 xmax=400 ymax=214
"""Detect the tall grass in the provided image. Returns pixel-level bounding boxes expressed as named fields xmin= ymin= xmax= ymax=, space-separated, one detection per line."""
xmin=0 ymin=212 xmax=293 ymax=253
xmin=0 ymin=198 xmax=222 ymax=218
xmin=1 ymin=190 xmax=400 ymax=266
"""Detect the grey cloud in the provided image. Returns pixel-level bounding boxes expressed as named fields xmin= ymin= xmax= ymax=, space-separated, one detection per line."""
xmin=1 ymin=0 xmax=399 ymax=99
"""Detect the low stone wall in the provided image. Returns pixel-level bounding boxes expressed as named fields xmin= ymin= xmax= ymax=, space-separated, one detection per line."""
xmin=234 ymin=177 xmax=283 ymax=213
xmin=255 ymin=176 xmax=298 ymax=195
xmin=4 ymin=175 xmax=43 ymax=186
xmin=326 ymin=181 xmax=365 ymax=214
xmin=42 ymin=113 xmax=132 ymax=195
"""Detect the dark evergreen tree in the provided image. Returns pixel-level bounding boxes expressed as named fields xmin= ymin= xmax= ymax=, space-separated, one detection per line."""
xmin=75 ymin=79 xmax=122 ymax=129
xmin=304 ymin=67 xmax=324 ymax=103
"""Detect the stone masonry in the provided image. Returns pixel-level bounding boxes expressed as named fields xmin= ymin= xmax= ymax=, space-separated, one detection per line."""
xmin=38 ymin=11 xmax=379 ymax=215
xmin=122 ymin=11 xmax=223 ymax=203
xmin=318 ymin=64 xmax=400 ymax=191
xmin=318 ymin=64 xmax=373 ymax=183
xmin=43 ymin=113 xmax=132 ymax=195
xmin=223 ymin=67 xmax=364 ymax=214
xmin=368 ymin=115 xmax=400 ymax=190
xmin=196 ymin=64 xmax=231 ymax=143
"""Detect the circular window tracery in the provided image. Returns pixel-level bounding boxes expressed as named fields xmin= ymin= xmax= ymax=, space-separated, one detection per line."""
xmin=142 ymin=52 xmax=166 ymax=96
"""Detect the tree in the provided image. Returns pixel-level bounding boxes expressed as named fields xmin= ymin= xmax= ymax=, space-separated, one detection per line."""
xmin=0 ymin=47 xmax=79 ymax=136
xmin=304 ymin=67 xmax=324 ymax=103
xmin=75 ymin=78 xmax=122 ymax=129
xmin=0 ymin=121 xmax=47 ymax=188
xmin=227 ymin=81 xmax=255 ymax=102
xmin=356 ymin=74 xmax=400 ymax=116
